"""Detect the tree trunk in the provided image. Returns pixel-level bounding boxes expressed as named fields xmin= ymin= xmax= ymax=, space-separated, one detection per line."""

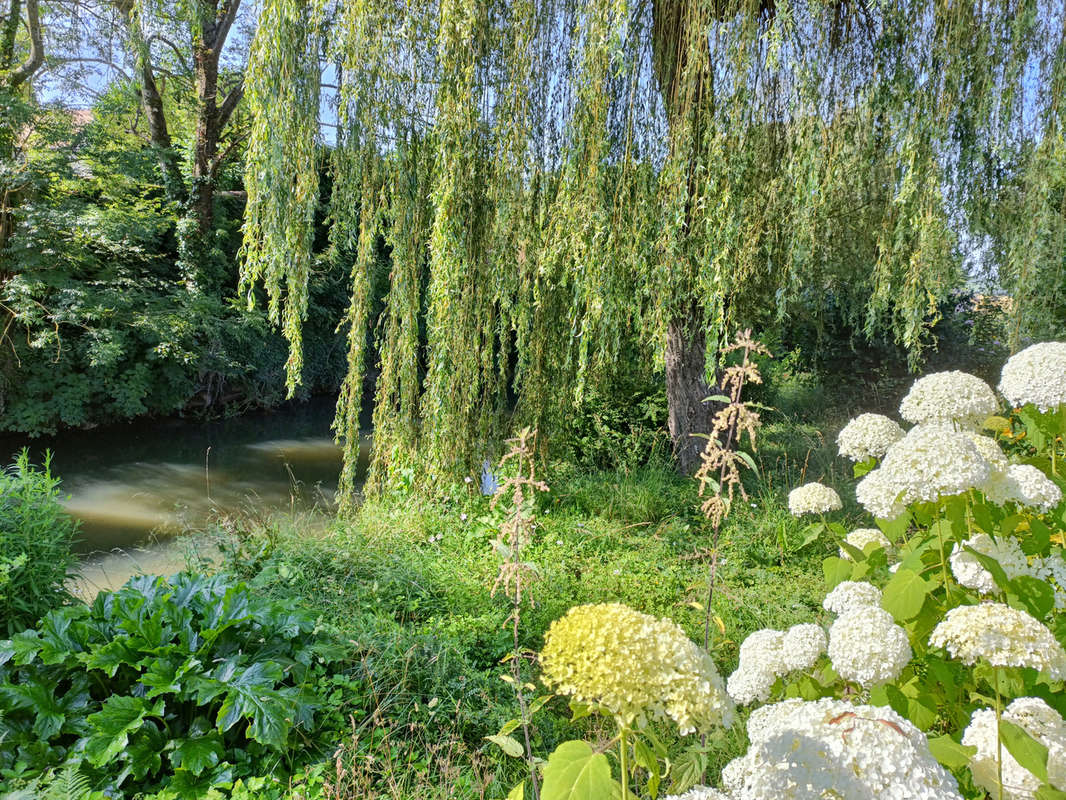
xmin=652 ymin=0 xmax=717 ymax=473
xmin=665 ymin=302 xmax=714 ymax=473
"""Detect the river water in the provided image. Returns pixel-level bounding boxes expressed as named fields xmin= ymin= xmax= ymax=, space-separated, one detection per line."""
xmin=0 ymin=397 xmax=364 ymax=597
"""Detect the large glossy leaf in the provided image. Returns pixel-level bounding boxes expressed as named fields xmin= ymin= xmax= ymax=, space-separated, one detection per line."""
xmin=881 ymin=568 xmax=930 ymax=621
xmin=168 ymin=732 xmax=225 ymax=776
xmin=84 ymin=695 xmax=163 ymax=767
xmin=213 ymin=659 xmax=292 ymax=748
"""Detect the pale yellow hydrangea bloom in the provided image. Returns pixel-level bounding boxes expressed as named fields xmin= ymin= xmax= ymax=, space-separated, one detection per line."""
xmin=539 ymin=603 xmax=734 ymax=734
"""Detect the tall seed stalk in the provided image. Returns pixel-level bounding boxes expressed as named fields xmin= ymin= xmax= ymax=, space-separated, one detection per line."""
xmin=693 ymin=330 xmax=769 ymax=650
xmin=491 ymin=427 xmax=548 ymax=800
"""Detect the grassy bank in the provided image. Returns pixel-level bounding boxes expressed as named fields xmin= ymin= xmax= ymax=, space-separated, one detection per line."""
xmin=202 ymin=413 xmax=864 ymax=798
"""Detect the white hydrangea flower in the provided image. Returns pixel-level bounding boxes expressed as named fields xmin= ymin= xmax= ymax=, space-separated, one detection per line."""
xmin=999 ymin=341 xmax=1066 ymax=412
xmin=963 ymin=697 xmax=1066 ymax=800
xmin=837 ymin=414 xmax=906 ymax=462
xmin=840 ymin=527 xmax=892 ymax=560
xmin=949 ymin=533 xmax=1033 ymax=595
xmin=721 ymin=698 xmax=963 ymax=799
xmin=855 ymin=467 xmax=906 ymax=520
xmin=663 ymin=788 xmax=732 ymax=800
xmin=780 ymin=623 xmax=827 ymax=672
xmin=828 ymin=606 xmax=912 ymax=687
xmin=1033 ymin=550 xmax=1066 ymax=611
xmin=857 ymin=425 xmax=992 ymax=515
xmin=983 ymin=464 xmax=1063 ymax=512
xmin=899 ymin=370 xmax=998 ymax=428
xmin=929 ymin=602 xmax=1066 ymax=679
xmin=965 ymin=433 xmax=1009 ymax=468
xmin=787 ymin=482 xmax=842 ymax=516
xmin=738 ymin=629 xmax=786 ymax=671
xmin=726 ymin=664 xmax=777 ymax=707
xmin=823 ymin=580 xmax=882 ymax=615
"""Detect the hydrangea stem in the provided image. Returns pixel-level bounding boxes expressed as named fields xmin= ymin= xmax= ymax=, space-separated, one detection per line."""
xmin=619 ymin=727 xmax=630 ymax=800
xmin=994 ymin=669 xmax=1004 ymax=800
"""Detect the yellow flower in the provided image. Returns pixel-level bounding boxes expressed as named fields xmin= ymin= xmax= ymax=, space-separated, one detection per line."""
xmin=539 ymin=603 xmax=734 ymax=734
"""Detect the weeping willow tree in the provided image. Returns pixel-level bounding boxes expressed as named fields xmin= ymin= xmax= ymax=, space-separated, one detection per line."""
xmin=240 ymin=0 xmax=1066 ymax=500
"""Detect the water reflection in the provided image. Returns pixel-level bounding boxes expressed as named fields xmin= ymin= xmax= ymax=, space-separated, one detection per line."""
xmin=0 ymin=397 xmax=365 ymax=562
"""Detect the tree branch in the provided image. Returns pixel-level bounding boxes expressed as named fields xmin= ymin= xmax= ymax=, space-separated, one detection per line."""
xmin=216 ymin=76 xmax=243 ymax=131
xmin=215 ymin=0 xmax=241 ymax=51
xmin=7 ymin=0 xmax=43 ymax=89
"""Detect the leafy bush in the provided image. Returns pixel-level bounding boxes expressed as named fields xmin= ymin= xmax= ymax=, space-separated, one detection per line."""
xmin=0 ymin=451 xmax=78 ymax=634
xmin=0 ymin=572 xmax=346 ymax=798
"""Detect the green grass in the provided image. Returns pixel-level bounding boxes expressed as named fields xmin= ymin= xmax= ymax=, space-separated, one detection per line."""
xmin=203 ymin=413 xmax=876 ymax=798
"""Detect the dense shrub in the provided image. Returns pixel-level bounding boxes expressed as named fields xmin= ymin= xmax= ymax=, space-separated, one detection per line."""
xmin=0 ymin=451 xmax=78 ymax=634
xmin=0 ymin=572 xmax=347 ymax=798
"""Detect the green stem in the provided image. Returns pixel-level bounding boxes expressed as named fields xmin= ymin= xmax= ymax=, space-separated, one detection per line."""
xmin=619 ymin=726 xmax=630 ymax=800
xmin=935 ymin=519 xmax=952 ymax=602
xmin=995 ymin=669 xmax=1004 ymax=800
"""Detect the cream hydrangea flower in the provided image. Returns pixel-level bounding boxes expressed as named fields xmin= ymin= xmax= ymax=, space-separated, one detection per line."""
xmin=720 ymin=698 xmax=963 ymax=799
xmin=1034 ymin=550 xmax=1066 ymax=611
xmin=781 ymin=623 xmax=828 ymax=672
xmin=929 ymin=602 xmax=1066 ymax=679
xmin=965 ymin=433 xmax=1009 ymax=468
xmin=899 ymin=370 xmax=998 ymax=428
xmin=855 ymin=467 xmax=906 ymax=520
xmin=727 ymin=624 xmax=828 ymax=706
xmin=839 ymin=527 xmax=892 ymax=560
xmin=663 ymin=788 xmax=732 ymax=800
xmin=539 ymin=603 xmax=734 ymax=734
xmin=963 ymin=697 xmax=1066 ymax=800
xmin=983 ymin=464 xmax=1063 ymax=512
xmin=823 ymin=580 xmax=882 ymax=615
xmin=728 ymin=629 xmax=784 ymax=706
xmin=857 ymin=425 xmax=992 ymax=516
xmin=828 ymin=606 xmax=911 ymax=687
xmin=837 ymin=413 xmax=906 ymax=462
xmin=999 ymin=341 xmax=1066 ymax=412
xmin=949 ymin=533 xmax=1032 ymax=595
xmin=787 ymin=482 xmax=842 ymax=516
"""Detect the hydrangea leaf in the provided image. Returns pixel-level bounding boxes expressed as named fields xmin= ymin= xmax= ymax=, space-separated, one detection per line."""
xmin=881 ymin=568 xmax=930 ymax=621
xmin=542 ymin=740 xmax=618 ymax=800
xmin=485 ymin=733 xmax=525 ymax=758
xmin=927 ymin=734 xmax=976 ymax=769
xmin=999 ymin=719 xmax=1050 ymax=784
xmin=1008 ymin=575 xmax=1056 ymax=619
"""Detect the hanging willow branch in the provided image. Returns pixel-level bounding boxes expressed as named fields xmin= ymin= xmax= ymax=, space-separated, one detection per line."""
xmin=242 ymin=0 xmax=1066 ymax=495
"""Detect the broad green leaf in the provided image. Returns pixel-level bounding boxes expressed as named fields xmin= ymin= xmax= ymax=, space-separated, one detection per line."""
xmin=506 ymin=782 xmax=525 ymax=800
xmin=213 ymin=660 xmax=292 ymax=749
xmin=486 ymin=734 xmax=525 ymax=758
xmin=1000 ymin=720 xmax=1050 ymax=784
xmin=928 ymin=735 xmax=977 ymax=769
xmin=1009 ymin=575 xmax=1056 ymax=619
xmin=497 ymin=717 xmax=522 ymax=737
xmin=169 ymin=733 xmax=225 ymax=776
xmin=542 ymin=740 xmax=618 ymax=800
xmin=1036 ymin=786 xmax=1066 ymax=800
xmin=85 ymin=695 xmax=162 ymax=767
xmin=668 ymin=746 xmax=708 ymax=795
xmin=0 ymin=629 xmax=41 ymax=666
xmin=881 ymin=568 xmax=930 ymax=620
xmin=822 ymin=557 xmax=852 ymax=589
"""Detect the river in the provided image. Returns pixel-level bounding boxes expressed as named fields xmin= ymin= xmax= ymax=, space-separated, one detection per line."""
xmin=0 ymin=397 xmax=365 ymax=597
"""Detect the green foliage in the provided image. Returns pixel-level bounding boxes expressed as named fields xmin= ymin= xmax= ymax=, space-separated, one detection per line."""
xmin=0 ymin=572 xmax=344 ymax=797
xmin=0 ymin=450 xmax=78 ymax=634
xmin=0 ymin=103 xmax=348 ymax=435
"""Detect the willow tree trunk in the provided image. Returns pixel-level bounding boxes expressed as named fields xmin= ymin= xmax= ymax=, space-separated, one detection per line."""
xmin=652 ymin=0 xmax=716 ymax=474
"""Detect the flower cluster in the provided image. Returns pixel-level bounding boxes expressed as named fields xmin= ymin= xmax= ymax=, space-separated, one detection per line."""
xmin=538 ymin=603 xmax=734 ymax=734
xmin=836 ymin=413 xmax=905 ymax=462
xmin=999 ymin=341 xmax=1066 ymax=412
xmin=856 ymin=425 xmax=992 ymax=518
xmin=718 ymin=698 xmax=962 ymax=799
xmin=822 ymin=580 xmax=882 ymax=615
xmin=949 ymin=533 xmax=1031 ymax=595
xmin=726 ymin=624 xmax=827 ymax=706
xmin=984 ymin=464 xmax=1063 ymax=512
xmin=963 ymin=697 xmax=1066 ymax=800
xmin=827 ymin=606 xmax=912 ymax=687
xmin=1034 ymin=551 xmax=1066 ymax=611
xmin=899 ymin=370 xmax=998 ymax=427
xmin=929 ymin=602 xmax=1066 ymax=679
xmin=787 ymin=482 xmax=842 ymax=517
xmin=839 ymin=527 xmax=892 ymax=560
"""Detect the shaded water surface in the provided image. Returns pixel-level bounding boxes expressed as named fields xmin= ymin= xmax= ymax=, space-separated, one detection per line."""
xmin=0 ymin=398 xmax=364 ymax=594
